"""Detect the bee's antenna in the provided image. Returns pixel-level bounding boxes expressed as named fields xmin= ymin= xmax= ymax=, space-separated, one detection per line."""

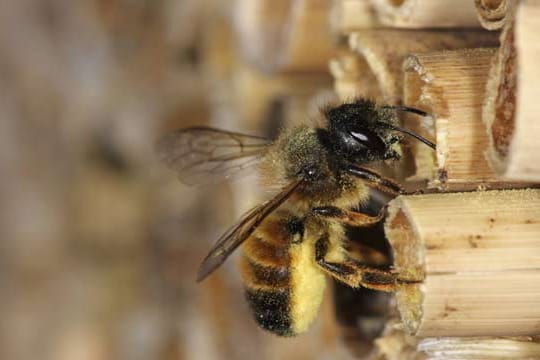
xmin=381 ymin=105 xmax=429 ymax=117
xmin=379 ymin=105 xmax=436 ymax=150
xmin=379 ymin=122 xmax=436 ymax=149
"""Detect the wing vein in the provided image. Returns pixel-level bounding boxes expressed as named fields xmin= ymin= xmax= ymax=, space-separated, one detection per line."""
xmin=156 ymin=127 xmax=270 ymax=185
xmin=196 ymin=180 xmax=303 ymax=282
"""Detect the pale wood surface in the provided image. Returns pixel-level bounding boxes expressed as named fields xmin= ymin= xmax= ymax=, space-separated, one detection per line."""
xmin=385 ymin=189 xmax=540 ymax=337
xmin=419 ymin=337 xmax=540 ymax=360
xmin=403 ymin=48 xmax=496 ymax=188
xmin=402 ymin=48 xmax=536 ymax=190
xmin=349 ymin=31 xmax=498 ymax=103
xmin=502 ymin=1 xmax=540 ymax=181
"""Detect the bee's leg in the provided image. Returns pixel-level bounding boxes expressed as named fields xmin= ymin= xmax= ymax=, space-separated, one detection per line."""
xmin=311 ymin=206 xmax=384 ymax=227
xmin=347 ymin=242 xmax=391 ymax=266
xmin=315 ymin=238 xmax=397 ymax=292
xmin=346 ymin=165 xmax=403 ymax=195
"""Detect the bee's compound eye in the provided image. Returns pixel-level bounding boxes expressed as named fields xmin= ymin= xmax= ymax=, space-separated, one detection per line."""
xmin=349 ymin=130 xmax=386 ymax=154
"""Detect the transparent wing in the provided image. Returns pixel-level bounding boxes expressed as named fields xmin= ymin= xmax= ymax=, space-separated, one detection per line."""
xmin=196 ymin=180 xmax=303 ymax=282
xmin=156 ymin=127 xmax=270 ymax=185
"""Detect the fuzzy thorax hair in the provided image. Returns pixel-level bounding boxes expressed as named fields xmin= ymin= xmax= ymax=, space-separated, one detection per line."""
xmin=258 ymin=99 xmax=404 ymax=209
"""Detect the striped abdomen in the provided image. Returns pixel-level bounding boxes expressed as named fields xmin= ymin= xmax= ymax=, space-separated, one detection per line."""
xmin=240 ymin=212 xmax=293 ymax=336
xmin=240 ymin=211 xmax=327 ymax=336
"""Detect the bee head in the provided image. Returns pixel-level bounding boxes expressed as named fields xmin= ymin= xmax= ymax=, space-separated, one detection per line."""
xmin=321 ymin=100 xmax=400 ymax=163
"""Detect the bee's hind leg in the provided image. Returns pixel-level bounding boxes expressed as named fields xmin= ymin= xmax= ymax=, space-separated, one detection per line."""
xmin=314 ymin=237 xmax=397 ymax=292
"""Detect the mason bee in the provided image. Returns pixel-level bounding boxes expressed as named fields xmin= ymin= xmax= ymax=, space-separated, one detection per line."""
xmin=157 ymin=99 xmax=435 ymax=336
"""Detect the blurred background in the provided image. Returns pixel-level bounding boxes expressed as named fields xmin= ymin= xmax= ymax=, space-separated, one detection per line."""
xmin=0 ymin=0 xmax=387 ymax=359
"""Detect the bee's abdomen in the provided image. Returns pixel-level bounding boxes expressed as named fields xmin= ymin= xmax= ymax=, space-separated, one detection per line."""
xmin=245 ymin=288 xmax=293 ymax=336
xmin=241 ymin=215 xmax=292 ymax=288
xmin=240 ymin=255 xmax=289 ymax=290
xmin=241 ymin=224 xmax=295 ymax=336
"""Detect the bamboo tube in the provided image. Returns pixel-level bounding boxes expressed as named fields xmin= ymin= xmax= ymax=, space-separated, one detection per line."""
xmin=329 ymin=0 xmax=379 ymax=34
xmin=349 ymin=31 xmax=498 ymax=103
xmin=201 ymin=4 xmax=332 ymax=133
xmin=372 ymin=322 xmax=423 ymax=360
xmin=329 ymin=53 xmax=383 ymax=101
xmin=231 ymin=66 xmax=332 ymax=131
xmin=402 ymin=48 xmax=532 ymax=190
xmin=384 ymin=189 xmax=540 ymax=337
xmin=234 ymin=0 xmax=339 ymax=73
xmin=418 ymin=337 xmax=540 ymax=360
xmin=474 ymin=0 xmax=515 ymax=30
xmin=331 ymin=0 xmax=483 ymax=32
xmin=370 ymin=0 xmax=481 ymax=28
xmin=483 ymin=1 xmax=540 ymax=182
xmin=482 ymin=17 xmax=517 ymax=179
xmin=403 ymin=48 xmax=494 ymax=187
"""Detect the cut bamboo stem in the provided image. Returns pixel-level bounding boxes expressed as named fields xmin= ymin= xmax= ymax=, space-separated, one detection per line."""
xmin=329 ymin=53 xmax=382 ymax=101
xmin=482 ymin=14 xmax=517 ymax=179
xmin=231 ymin=66 xmax=332 ymax=131
xmin=418 ymin=337 xmax=540 ymax=360
xmin=332 ymin=0 xmax=483 ymax=32
xmin=330 ymin=0 xmax=378 ymax=34
xmin=349 ymin=31 xmax=498 ymax=103
xmin=474 ymin=0 xmax=515 ymax=30
xmin=234 ymin=0 xmax=339 ymax=73
xmin=384 ymin=189 xmax=540 ymax=337
xmin=403 ymin=48 xmax=532 ymax=190
xmin=370 ymin=0 xmax=481 ymax=28
xmin=403 ymin=48 xmax=494 ymax=187
xmin=483 ymin=0 xmax=540 ymax=181
xmin=372 ymin=321 xmax=423 ymax=360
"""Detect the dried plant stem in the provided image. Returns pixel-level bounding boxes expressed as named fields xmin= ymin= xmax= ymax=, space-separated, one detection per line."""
xmin=403 ymin=48 xmax=494 ymax=187
xmin=483 ymin=0 xmax=540 ymax=181
xmin=232 ymin=66 xmax=332 ymax=130
xmin=474 ymin=0 xmax=515 ymax=30
xmin=332 ymin=0 xmax=481 ymax=32
xmin=385 ymin=189 xmax=540 ymax=337
xmin=329 ymin=53 xmax=382 ymax=101
xmin=402 ymin=48 xmax=533 ymax=190
xmin=235 ymin=0 xmax=339 ymax=73
xmin=349 ymin=31 xmax=498 ymax=103
xmin=372 ymin=321 xmax=423 ymax=360
xmin=370 ymin=0 xmax=480 ymax=28
xmin=418 ymin=337 xmax=540 ymax=360
xmin=330 ymin=0 xmax=378 ymax=34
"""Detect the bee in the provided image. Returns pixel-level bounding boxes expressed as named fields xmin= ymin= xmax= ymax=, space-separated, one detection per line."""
xmin=157 ymin=99 xmax=435 ymax=337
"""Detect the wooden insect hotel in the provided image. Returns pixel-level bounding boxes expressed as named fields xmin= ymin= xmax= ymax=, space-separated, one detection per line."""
xmin=223 ymin=0 xmax=540 ymax=358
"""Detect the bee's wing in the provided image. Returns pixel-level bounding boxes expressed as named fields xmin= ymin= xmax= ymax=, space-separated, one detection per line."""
xmin=196 ymin=180 xmax=303 ymax=282
xmin=156 ymin=127 xmax=270 ymax=185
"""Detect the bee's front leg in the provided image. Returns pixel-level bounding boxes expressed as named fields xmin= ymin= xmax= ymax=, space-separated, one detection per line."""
xmin=346 ymin=165 xmax=404 ymax=195
xmin=311 ymin=206 xmax=385 ymax=227
xmin=314 ymin=237 xmax=397 ymax=292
